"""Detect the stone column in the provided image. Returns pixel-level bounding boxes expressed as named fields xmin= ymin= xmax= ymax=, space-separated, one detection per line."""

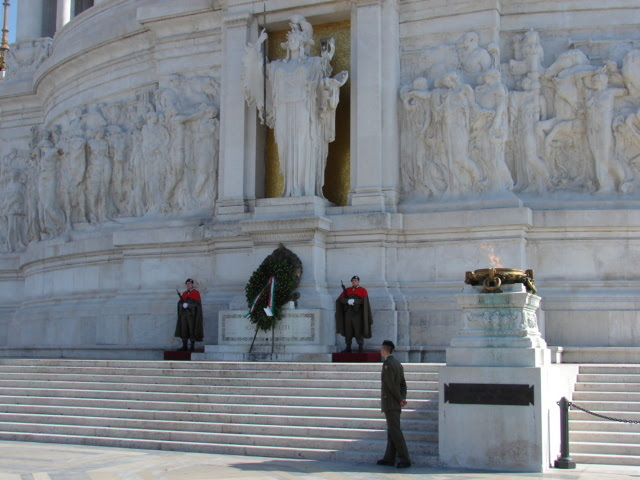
xmin=216 ymin=12 xmax=260 ymax=217
xmin=349 ymin=0 xmax=400 ymax=212
xmin=56 ymin=0 xmax=72 ymax=30
xmin=16 ymin=0 xmax=44 ymax=41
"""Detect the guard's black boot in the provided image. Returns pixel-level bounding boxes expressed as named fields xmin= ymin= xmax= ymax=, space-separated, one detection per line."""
xmin=189 ymin=340 xmax=195 ymax=351
xmin=179 ymin=340 xmax=188 ymax=351
xmin=358 ymin=344 xmax=364 ymax=353
xmin=342 ymin=342 xmax=352 ymax=353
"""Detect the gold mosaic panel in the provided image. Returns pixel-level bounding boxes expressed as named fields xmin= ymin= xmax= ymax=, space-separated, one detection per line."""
xmin=264 ymin=20 xmax=351 ymax=205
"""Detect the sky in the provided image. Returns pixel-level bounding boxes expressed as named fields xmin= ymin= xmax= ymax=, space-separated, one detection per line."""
xmin=7 ymin=0 xmax=17 ymax=43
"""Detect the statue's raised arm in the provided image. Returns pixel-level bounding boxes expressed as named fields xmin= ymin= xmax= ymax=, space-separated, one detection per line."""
xmin=242 ymin=29 xmax=269 ymax=123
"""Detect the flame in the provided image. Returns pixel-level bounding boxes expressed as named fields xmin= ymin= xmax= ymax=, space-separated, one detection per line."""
xmin=480 ymin=243 xmax=503 ymax=268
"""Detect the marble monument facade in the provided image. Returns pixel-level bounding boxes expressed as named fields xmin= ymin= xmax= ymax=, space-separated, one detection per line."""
xmin=0 ymin=0 xmax=639 ymax=362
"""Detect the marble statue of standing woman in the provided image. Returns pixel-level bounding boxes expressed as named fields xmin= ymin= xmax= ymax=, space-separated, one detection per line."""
xmin=243 ymin=15 xmax=348 ymax=198
xmin=431 ymin=72 xmax=482 ymax=195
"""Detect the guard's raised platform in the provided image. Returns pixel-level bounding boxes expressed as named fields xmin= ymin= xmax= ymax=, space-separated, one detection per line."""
xmin=200 ymin=309 xmax=335 ymax=362
xmin=332 ymin=351 xmax=381 ymax=363
xmin=163 ymin=348 xmax=204 ymax=361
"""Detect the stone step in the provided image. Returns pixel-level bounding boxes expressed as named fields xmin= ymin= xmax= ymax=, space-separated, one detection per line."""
xmin=575 ymin=381 xmax=640 ymax=392
xmin=0 ymin=395 xmax=438 ymax=420
xmin=571 ymin=453 xmax=640 ymax=467
xmin=571 ymin=431 xmax=640 ymax=444
xmin=0 ymin=387 xmax=438 ymax=407
xmin=0 ymin=360 xmax=440 ymax=465
xmin=571 ymin=392 xmax=640 ymax=404
xmin=571 ymin=441 xmax=640 ymax=457
xmin=0 ymin=413 xmax=436 ymax=442
xmin=570 ymin=409 xmax=640 ymax=421
xmin=0 ymin=378 xmax=439 ymax=395
xmin=576 ymin=374 xmax=640 ymax=384
xmin=0 ymin=365 xmax=439 ymax=381
xmin=569 ymin=420 xmax=640 ymax=433
xmin=0 ymin=359 xmax=442 ymax=372
xmin=0 ymin=422 xmax=439 ymax=455
xmin=569 ymin=365 xmax=640 ymax=468
xmin=0 ymin=431 xmax=440 ymax=466
xmin=577 ymin=365 xmax=640 ymax=375
xmin=0 ymin=405 xmax=437 ymax=431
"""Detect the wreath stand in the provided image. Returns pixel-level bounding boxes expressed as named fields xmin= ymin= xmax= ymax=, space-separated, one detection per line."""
xmin=248 ymin=323 xmax=276 ymax=356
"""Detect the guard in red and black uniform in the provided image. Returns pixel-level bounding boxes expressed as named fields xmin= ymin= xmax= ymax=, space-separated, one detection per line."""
xmin=174 ymin=278 xmax=204 ymax=351
xmin=335 ymin=275 xmax=373 ymax=353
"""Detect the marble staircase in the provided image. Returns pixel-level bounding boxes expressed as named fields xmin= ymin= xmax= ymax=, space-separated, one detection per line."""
xmin=0 ymin=359 xmax=441 ymax=465
xmin=569 ymin=365 xmax=640 ymax=466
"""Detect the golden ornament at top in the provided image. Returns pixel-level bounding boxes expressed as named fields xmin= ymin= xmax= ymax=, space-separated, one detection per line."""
xmin=464 ymin=268 xmax=537 ymax=294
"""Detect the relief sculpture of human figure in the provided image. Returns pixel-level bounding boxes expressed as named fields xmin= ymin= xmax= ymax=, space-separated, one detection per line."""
xmin=36 ymin=131 xmax=65 ymax=238
xmin=0 ymin=149 xmax=28 ymax=251
xmin=243 ymin=15 xmax=348 ymax=198
xmin=472 ymin=69 xmax=514 ymax=192
xmin=431 ymin=72 xmax=482 ymax=195
xmin=583 ymin=70 xmax=631 ymax=193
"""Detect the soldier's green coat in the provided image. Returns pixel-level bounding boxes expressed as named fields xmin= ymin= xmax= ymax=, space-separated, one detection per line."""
xmin=381 ymin=354 xmax=407 ymax=411
xmin=335 ymin=294 xmax=373 ymax=339
xmin=380 ymin=354 xmax=411 ymax=465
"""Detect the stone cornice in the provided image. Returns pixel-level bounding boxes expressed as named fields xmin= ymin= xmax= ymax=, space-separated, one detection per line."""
xmin=241 ymin=216 xmax=332 ymax=245
xmin=137 ymin=0 xmax=219 ymax=25
xmin=222 ymin=11 xmax=254 ymax=29
xmin=352 ymin=0 xmax=399 ymax=9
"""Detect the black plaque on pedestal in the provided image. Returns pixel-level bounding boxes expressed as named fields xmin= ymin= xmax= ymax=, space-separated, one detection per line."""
xmin=444 ymin=383 xmax=534 ymax=406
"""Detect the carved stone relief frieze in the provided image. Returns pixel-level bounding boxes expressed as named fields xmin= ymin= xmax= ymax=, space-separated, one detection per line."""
xmin=3 ymin=38 xmax=53 ymax=80
xmin=0 ymin=75 xmax=221 ymax=252
xmin=400 ymin=29 xmax=640 ymax=200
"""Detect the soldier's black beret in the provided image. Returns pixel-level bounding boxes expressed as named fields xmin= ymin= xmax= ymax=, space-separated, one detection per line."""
xmin=382 ymin=340 xmax=395 ymax=350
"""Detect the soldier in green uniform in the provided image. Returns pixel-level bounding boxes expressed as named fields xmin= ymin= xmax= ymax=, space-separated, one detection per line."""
xmin=377 ymin=340 xmax=411 ymax=469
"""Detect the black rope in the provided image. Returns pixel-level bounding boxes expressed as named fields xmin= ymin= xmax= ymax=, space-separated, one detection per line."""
xmin=570 ymin=401 xmax=640 ymax=425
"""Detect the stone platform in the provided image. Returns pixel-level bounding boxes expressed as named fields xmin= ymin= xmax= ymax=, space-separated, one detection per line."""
xmin=1 ymin=440 xmax=637 ymax=480
xmin=332 ymin=352 xmax=381 ymax=362
xmin=163 ymin=348 xmax=205 ymax=361
xmin=199 ymin=308 xmax=335 ymax=362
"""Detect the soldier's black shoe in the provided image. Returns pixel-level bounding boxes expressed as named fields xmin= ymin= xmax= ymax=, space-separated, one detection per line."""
xmin=189 ymin=341 xmax=195 ymax=351
xmin=358 ymin=344 xmax=364 ymax=353
xmin=396 ymin=462 xmax=411 ymax=469
xmin=376 ymin=459 xmax=394 ymax=466
xmin=341 ymin=344 xmax=352 ymax=353
xmin=178 ymin=344 xmax=188 ymax=351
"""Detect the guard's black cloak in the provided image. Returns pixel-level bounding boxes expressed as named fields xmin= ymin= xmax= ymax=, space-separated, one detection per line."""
xmin=174 ymin=297 xmax=204 ymax=341
xmin=335 ymin=293 xmax=373 ymax=339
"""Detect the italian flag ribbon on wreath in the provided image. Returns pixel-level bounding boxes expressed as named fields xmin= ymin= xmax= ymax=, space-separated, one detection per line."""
xmin=246 ymin=275 xmax=276 ymax=318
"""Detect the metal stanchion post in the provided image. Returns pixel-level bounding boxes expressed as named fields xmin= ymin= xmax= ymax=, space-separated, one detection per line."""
xmin=554 ymin=397 xmax=577 ymax=469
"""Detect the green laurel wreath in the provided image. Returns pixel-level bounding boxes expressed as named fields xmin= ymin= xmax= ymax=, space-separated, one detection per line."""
xmin=245 ymin=250 xmax=299 ymax=332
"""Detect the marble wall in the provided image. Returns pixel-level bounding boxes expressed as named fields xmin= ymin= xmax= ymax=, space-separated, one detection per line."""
xmin=0 ymin=0 xmax=639 ymax=362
